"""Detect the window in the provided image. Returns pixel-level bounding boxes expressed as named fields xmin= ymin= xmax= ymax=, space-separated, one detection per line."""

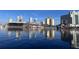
xmin=75 ymin=15 xmax=78 ymax=24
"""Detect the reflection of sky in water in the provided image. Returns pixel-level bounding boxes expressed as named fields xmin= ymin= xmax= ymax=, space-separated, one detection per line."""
xmin=0 ymin=29 xmax=77 ymax=49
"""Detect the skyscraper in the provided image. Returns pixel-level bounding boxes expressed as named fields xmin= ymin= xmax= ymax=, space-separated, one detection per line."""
xmin=70 ymin=11 xmax=79 ymax=25
xmin=61 ymin=11 xmax=79 ymax=27
xmin=29 ymin=17 xmax=33 ymax=23
xmin=17 ymin=16 xmax=23 ymax=23
xmin=45 ymin=17 xmax=54 ymax=26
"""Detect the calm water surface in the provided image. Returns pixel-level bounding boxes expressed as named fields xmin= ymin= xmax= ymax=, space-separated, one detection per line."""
xmin=0 ymin=28 xmax=78 ymax=49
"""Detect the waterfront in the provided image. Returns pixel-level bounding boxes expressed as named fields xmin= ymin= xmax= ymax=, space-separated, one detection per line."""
xmin=0 ymin=27 xmax=78 ymax=49
xmin=0 ymin=10 xmax=79 ymax=49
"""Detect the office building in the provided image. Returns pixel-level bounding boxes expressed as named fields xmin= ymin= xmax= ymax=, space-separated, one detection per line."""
xmin=29 ymin=17 xmax=33 ymax=23
xmin=44 ymin=17 xmax=54 ymax=26
xmin=61 ymin=11 xmax=79 ymax=27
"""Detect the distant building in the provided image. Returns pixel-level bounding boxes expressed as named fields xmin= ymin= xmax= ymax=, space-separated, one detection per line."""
xmin=61 ymin=11 xmax=79 ymax=27
xmin=28 ymin=17 xmax=41 ymax=28
xmin=29 ymin=17 xmax=37 ymax=24
xmin=8 ymin=18 xmax=13 ymax=23
xmin=43 ymin=21 xmax=45 ymax=25
xmin=8 ymin=16 xmax=25 ymax=23
xmin=43 ymin=17 xmax=54 ymax=27
xmin=17 ymin=16 xmax=24 ymax=23
xmin=7 ymin=16 xmax=25 ymax=30
xmin=29 ymin=17 xmax=33 ymax=23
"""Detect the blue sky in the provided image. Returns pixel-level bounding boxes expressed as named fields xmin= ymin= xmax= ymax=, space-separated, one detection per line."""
xmin=0 ymin=10 xmax=74 ymax=25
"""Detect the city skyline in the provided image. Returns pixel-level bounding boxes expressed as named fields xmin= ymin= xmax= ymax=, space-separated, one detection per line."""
xmin=0 ymin=10 xmax=78 ymax=25
xmin=0 ymin=10 xmax=79 ymax=49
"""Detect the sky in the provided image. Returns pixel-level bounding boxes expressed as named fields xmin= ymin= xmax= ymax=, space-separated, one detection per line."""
xmin=0 ymin=10 xmax=75 ymax=25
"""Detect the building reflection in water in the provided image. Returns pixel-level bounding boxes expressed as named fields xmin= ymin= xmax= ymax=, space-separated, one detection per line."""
xmin=21 ymin=28 xmax=55 ymax=40
xmin=41 ymin=29 xmax=55 ymax=39
xmin=28 ymin=28 xmax=42 ymax=39
xmin=61 ymin=29 xmax=73 ymax=48
xmin=7 ymin=28 xmax=55 ymax=40
xmin=8 ymin=28 xmax=42 ymax=39
xmin=6 ymin=27 xmax=79 ymax=48
xmin=61 ymin=29 xmax=79 ymax=48
xmin=8 ymin=31 xmax=12 ymax=37
xmin=16 ymin=31 xmax=21 ymax=38
xmin=70 ymin=30 xmax=79 ymax=48
xmin=8 ymin=30 xmax=21 ymax=39
xmin=29 ymin=30 xmax=36 ymax=39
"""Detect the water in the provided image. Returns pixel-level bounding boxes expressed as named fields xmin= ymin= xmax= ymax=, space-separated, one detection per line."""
xmin=0 ymin=28 xmax=78 ymax=49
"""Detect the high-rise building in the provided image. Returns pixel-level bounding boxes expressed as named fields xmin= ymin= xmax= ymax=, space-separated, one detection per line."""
xmin=29 ymin=17 xmax=38 ymax=24
xmin=17 ymin=16 xmax=23 ymax=23
xmin=45 ymin=17 xmax=54 ymax=26
xmin=70 ymin=11 xmax=79 ymax=25
xmin=8 ymin=18 xmax=13 ymax=23
xmin=43 ymin=21 xmax=45 ymax=25
xmin=61 ymin=11 xmax=79 ymax=27
xmin=29 ymin=17 xmax=33 ymax=23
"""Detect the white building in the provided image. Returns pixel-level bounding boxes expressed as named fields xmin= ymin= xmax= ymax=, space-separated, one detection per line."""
xmin=8 ymin=18 xmax=13 ymax=23
xmin=61 ymin=11 xmax=79 ymax=27
xmin=17 ymin=16 xmax=24 ymax=23
xmin=29 ymin=17 xmax=33 ymax=23
xmin=70 ymin=11 xmax=79 ymax=27
xmin=8 ymin=16 xmax=26 ymax=23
